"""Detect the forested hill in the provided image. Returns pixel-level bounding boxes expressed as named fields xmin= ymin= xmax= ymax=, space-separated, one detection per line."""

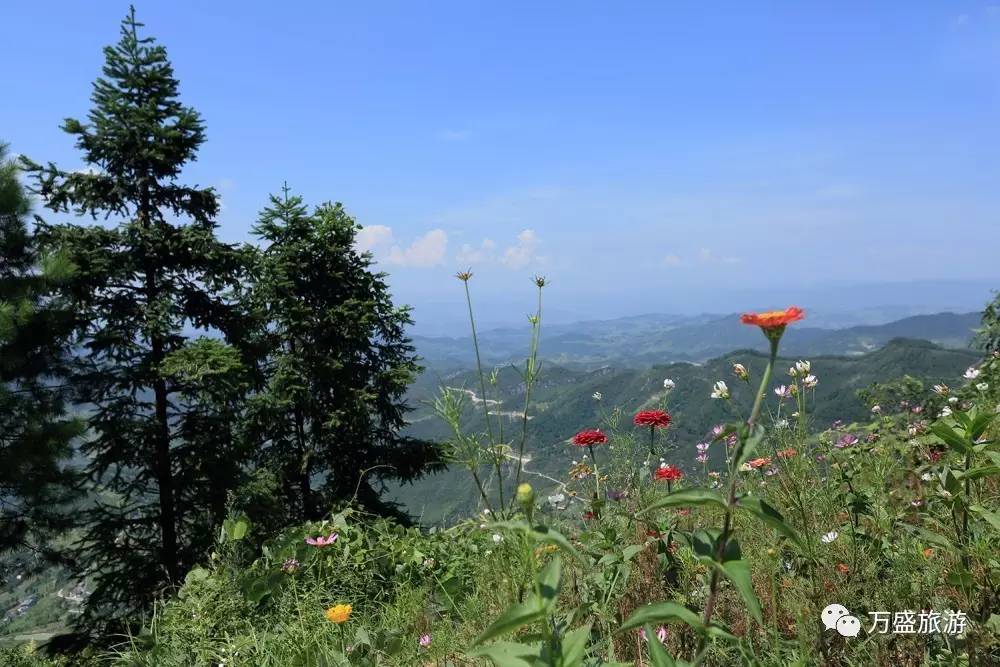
xmin=390 ymin=337 xmax=981 ymax=522
xmin=412 ymin=311 xmax=980 ymax=370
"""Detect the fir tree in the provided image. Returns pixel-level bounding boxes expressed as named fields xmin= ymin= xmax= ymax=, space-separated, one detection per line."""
xmin=0 ymin=142 xmax=82 ymax=565
xmin=245 ymin=186 xmax=442 ymax=521
xmin=22 ymin=8 xmax=249 ymax=616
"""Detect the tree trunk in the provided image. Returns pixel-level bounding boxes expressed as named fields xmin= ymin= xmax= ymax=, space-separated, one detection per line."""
xmin=140 ymin=194 xmax=179 ymax=582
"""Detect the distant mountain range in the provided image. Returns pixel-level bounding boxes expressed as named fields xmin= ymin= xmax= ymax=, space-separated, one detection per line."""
xmin=412 ymin=310 xmax=981 ymax=370
xmin=390 ymin=335 xmax=983 ymax=523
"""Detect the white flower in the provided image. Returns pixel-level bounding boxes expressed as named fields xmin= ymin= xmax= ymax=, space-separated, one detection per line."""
xmin=802 ymin=374 xmax=818 ymax=389
xmin=921 ymin=473 xmax=932 ymax=481
xmin=795 ymin=360 xmax=811 ymax=375
xmin=964 ymin=366 xmax=981 ymax=380
xmin=732 ymin=363 xmax=749 ymax=381
xmin=932 ymin=384 xmax=949 ymax=396
xmin=663 ymin=378 xmax=675 ymax=391
xmin=787 ymin=366 xmax=799 ymax=378
xmin=774 ymin=385 xmax=791 ymax=398
xmin=711 ymin=381 xmax=730 ymax=400
xmin=939 ymin=407 xmax=952 ymax=417
xmin=547 ymin=493 xmax=566 ymax=505
xmin=775 ymin=418 xmax=789 ymax=429
xmin=492 ymin=534 xmax=503 ymax=544
xmin=976 ymin=382 xmax=989 ymax=392
xmin=821 ymin=531 xmax=838 ymax=544
xmin=592 ymin=391 xmax=602 ymax=401
xmin=871 ymin=405 xmax=881 ymax=414
xmin=948 ymin=396 xmax=959 ymax=404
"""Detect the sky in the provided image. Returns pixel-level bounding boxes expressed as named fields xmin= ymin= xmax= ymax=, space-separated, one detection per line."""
xmin=3 ymin=2 xmax=999 ymax=334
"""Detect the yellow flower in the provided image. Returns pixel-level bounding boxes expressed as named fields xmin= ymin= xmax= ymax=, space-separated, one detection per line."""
xmin=325 ymin=603 xmax=352 ymax=624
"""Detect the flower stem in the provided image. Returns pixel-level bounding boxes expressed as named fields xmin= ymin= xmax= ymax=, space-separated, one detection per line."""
xmin=462 ymin=280 xmax=503 ymax=513
xmin=698 ymin=334 xmax=780 ymax=655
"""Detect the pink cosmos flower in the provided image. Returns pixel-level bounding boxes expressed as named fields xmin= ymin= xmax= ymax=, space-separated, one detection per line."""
xmin=640 ymin=625 xmax=669 ymax=644
xmin=305 ymin=533 xmax=339 ymax=547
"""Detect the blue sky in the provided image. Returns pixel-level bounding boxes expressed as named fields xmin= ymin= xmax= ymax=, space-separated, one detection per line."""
xmin=4 ymin=2 xmax=999 ymax=333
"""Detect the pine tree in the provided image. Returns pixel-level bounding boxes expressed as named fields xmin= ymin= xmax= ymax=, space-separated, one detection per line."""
xmin=22 ymin=8 xmax=249 ymax=615
xmin=0 ymin=142 xmax=82 ymax=564
xmin=245 ymin=186 xmax=442 ymax=521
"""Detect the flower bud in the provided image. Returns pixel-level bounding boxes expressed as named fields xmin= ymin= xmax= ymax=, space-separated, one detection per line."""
xmin=516 ymin=483 xmax=534 ymax=507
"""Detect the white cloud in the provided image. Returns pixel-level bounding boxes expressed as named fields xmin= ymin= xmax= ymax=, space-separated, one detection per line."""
xmin=386 ymin=229 xmax=448 ymax=267
xmin=355 ymin=225 xmax=448 ymax=268
xmin=500 ymin=229 xmax=540 ymax=269
xmin=456 ymin=238 xmax=496 ymax=264
xmin=452 ymin=229 xmax=543 ymax=270
xmin=356 ymin=224 xmax=395 ymax=252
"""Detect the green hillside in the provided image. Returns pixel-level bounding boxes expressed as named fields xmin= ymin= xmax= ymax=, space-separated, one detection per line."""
xmin=389 ymin=337 xmax=981 ymax=523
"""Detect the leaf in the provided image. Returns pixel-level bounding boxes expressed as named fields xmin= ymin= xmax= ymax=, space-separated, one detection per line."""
xmin=537 ymin=557 xmax=561 ymax=608
xmin=717 ymin=558 xmax=763 ymax=625
xmin=473 ymin=601 xmax=547 ymax=646
xmin=735 ymin=424 xmax=765 ymax=469
xmin=929 ymin=422 xmax=970 ymax=454
xmin=963 ymin=466 xmax=1000 ymax=480
xmin=559 ymin=624 xmax=591 ymax=667
xmin=645 ymin=626 xmax=676 ymax=667
xmin=622 ymin=544 xmax=644 ymax=562
xmin=637 ymin=488 xmax=727 ymax=516
xmin=970 ymin=505 xmax=1000 ymax=531
xmin=969 ymin=410 xmax=996 ymax=440
xmin=531 ymin=525 xmax=581 ymax=562
xmin=468 ymin=641 xmax=543 ymax=667
xmin=619 ymin=602 xmax=705 ymax=633
xmin=908 ymin=526 xmax=956 ymax=551
xmin=736 ymin=496 xmax=805 ymax=550
xmin=947 ymin=569 xmax=973 ymax=589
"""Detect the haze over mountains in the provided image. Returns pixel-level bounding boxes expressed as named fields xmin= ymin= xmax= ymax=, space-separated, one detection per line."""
xmin=413 ymin=310 xmax=981 ymax=370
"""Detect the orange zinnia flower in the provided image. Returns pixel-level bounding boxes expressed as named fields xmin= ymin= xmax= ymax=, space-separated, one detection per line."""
xmin=747 ymin=456 xmax=772 ymax=470
xmin=325 ymin=603 xmax=352 ymax=624
xmin=776 ymin=447 xmax=797 ymax=459
xmin=741 ymin=307 xmax=805 ymax=341
xmin=740 ymin=306 xmax=805 ymax=329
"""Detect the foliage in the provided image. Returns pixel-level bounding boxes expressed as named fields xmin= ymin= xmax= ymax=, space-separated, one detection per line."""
xmin=0 ymin=141 xmax=82 ymax=564
xmin=19 ymin=6 xmax=251 ymax=619
xmin=241 ymin=186 xmax=442 ymax=524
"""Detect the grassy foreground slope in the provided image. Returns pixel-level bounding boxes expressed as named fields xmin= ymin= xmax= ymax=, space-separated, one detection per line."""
xmin=32 ymin=334 xmax=992 ymax=667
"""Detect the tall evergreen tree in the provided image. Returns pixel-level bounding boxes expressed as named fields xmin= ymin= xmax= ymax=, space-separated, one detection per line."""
xmin=22 ymin=9 xmax=249 ymax=615
xmin=246 ymin=187 xmax=442 ymax=521
xmin=0 ymin=142 xmax=82 ymax=564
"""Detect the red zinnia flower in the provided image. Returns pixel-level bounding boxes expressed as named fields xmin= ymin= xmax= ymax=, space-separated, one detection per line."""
xmin=634 ymin=410 xmax=672 ymax=429
xmin=571 ymin=429 xmax=608 ymax=447
xmin=582 ymin=511 xmax=596 ymax=520
xmin=654 ymin=465 xmax=684 ymax=482
xmin=740 ymin=306 xmax=805 ymax=330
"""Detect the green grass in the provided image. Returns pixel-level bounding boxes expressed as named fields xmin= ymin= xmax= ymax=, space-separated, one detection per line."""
xmin=87 ymin=350 xmax=1000 ymax=666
